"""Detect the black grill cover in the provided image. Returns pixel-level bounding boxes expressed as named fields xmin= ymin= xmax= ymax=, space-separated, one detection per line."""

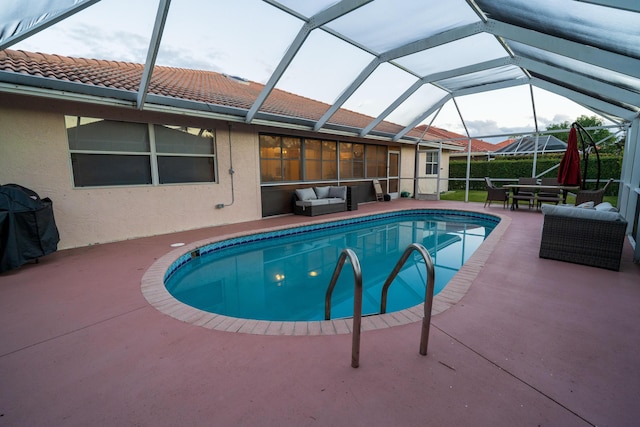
xmin=0 ymin=184 xmax=60 ymax=273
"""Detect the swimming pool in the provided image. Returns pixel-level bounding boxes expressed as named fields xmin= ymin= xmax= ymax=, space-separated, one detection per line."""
xmin=161 ymin=209 xmax=499 ymax=323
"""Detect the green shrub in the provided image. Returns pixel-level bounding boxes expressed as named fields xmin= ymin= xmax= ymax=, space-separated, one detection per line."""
xmin=449 ymin=155 xmax=621 ymax=195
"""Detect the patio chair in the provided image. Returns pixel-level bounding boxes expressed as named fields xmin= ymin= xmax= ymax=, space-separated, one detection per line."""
xmin=575 ymin=178 xmax=614 ymax=206
xmin=536 ymin=177 xmax=563 ymax=209
xmin=483 ymin=177 xmax=508 ymax=208
xmin=511 ymin=177 xmax=536 ymax=209
xmin=372 ymin=179 xmax=384 ymax=202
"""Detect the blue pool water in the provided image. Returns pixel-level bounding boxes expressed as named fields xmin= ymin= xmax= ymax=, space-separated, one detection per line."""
xmin=164 ymin=209 xmax=498 ymax=322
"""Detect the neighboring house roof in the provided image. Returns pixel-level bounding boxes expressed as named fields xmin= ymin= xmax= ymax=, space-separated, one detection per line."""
xmin=463 ymin=139 xmax=500 ymax=154
xmin=0 ymin=49 xmax=430 ymax=142
xmin=416 ymin=125 xmax=495 ymax=154
xmin=493 ymin=139 xmax=516 ymax=150
xmin=493 ymin=135 xmax=567 ymax=155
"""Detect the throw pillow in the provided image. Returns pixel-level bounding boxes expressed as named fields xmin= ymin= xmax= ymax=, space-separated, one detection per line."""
xmin=314 ymin=186 xmax=331 ymax=198
xmin=295 ymin=188 xmax=317 ymax=201
xmin=576 ymin=201 xmax=595 ymax=209
xmin=328 ymin=186 xmax=346 ymax=199
xmin=594 ymin=202 xmax=618 ymax=212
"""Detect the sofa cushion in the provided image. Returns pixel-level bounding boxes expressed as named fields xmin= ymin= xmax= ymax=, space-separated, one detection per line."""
xmin=541 ymin=204 xmax=623 ymax=222
xmin=296 ymin=199 xmax=329 ymax=207
xmin=314 ymin=186 xmax=331 ymax=198
xmin=329 ymin=185 xmax=346 ymax=200
xmin=326 ymin=198 xmax=345 ymax=205
xmin=295 ymin=188 xmax=317 ymax=201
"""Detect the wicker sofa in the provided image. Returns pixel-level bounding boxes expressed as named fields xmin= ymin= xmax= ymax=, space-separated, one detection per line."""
xmin=293 ymin=186 xmax=347 ymax=216
xmin=539 ymin=203 xmax=627 ymax=271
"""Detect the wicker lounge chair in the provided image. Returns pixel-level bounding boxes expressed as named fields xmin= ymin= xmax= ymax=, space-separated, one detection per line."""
xmin=575 ymin=178 xmax=614 ymax=206
xmin=484 ymin=177 xmax=508 ymax=208
xmin=536 ymin=177 xmax=563 ymax=209
xmin=511 ymin=177 xmax=536 ymax=209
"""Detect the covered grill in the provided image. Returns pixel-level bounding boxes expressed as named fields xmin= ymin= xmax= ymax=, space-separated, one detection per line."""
xmin=0 ymin=184 xmax=59 ymax=273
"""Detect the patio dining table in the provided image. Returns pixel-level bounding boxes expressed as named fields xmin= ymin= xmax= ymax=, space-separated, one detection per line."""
xmin=503 ymin=184 xmax=580 ymax=211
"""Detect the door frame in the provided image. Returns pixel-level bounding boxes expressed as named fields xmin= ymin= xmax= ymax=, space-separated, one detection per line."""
xmin=387 ymin=150 xmax=400 ymax=198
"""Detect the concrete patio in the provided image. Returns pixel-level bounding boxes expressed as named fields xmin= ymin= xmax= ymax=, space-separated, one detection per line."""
xmin=1 ymin=199 xmax=639 ymax=426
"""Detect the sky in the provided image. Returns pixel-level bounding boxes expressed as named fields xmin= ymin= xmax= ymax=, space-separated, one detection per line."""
xmin=9 ymin=0 xmax=606 ymax=143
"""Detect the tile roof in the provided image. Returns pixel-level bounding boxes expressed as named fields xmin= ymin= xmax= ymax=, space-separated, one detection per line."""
xmin=414 ymin=125 xmax=495 ymax=152
xmin=493 ymin=138 xmax=516 ymax=150
xmin=0 ymin=49 xmax=425 ymax=140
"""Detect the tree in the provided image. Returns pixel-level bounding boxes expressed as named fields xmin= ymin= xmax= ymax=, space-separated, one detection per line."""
xmin=546 ymin=120 xmax=571 ymax=143
xmin=545 ymin=115 xmax=623 ymax=154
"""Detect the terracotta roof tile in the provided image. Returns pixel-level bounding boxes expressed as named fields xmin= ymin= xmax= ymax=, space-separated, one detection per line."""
xmin=493 ymin=138 xmax=516 ymax=150
xmin=0 ymin=49 xmax=447 ymax=141
xmin=413 ymin=125 xmax=495 ymax=151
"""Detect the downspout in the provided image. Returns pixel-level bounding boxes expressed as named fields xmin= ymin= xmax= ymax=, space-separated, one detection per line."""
xmin=215 ymin=123 xmax=235 ymax=208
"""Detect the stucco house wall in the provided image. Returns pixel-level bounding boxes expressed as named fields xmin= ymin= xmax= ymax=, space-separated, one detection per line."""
xmin=399 ymin=145 xmax=416 ymax=196
xmin=0 ymin=102 xmax=261 ymax=250
xmin=440 ymin=150 xmax=451 ymax=193
xmin=413 ymin=149 xmax=451 ymax=197
xmin=0 ymin=93 xmax=456 ymax=250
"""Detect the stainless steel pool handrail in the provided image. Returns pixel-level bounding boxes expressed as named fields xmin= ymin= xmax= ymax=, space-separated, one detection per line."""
xmin=324 ymin=248 xmax=363 ymax=368
xmin=380 ymin=243 xmax=435 ymax=356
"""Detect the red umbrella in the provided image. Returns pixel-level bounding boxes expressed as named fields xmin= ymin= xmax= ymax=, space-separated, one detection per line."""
xmin=558 ymin=126 xmax=582 ymax=186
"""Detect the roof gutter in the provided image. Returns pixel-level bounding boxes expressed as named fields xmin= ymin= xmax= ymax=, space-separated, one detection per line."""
xmin=0 ymin=79 xmax=423 ymax=146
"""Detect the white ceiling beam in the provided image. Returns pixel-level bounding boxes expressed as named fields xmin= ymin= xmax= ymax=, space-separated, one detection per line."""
xmin=359 ymin=57 xmax=512 ymax=137
xmin=392 ymin=95 xmax=451 ymax=142
xmin=422 ymin=57 xmax=513 ymax=83
xmin=313 ymin=58 xmax=381 ymax=131
xmin=486 ymin=19 xmax=640 ymax=79
xmin=531 ymin=77 xmax=638 ymax=121
xmin=383 ymin=22 xmax=485 ymax=60
xmin=245 ymin=0 xmax=373 ymax=123
xmin=576 ymin=0 xmax=640 ymax=13
xmin=360 ymin=79 xmax=425 ymax=137
xmin=513 ymin=56 xmax=640 ymax=108
xmin=136 ymin=0 xmax=171 ymax=110
xmin=312 ymin=21 xmax=485 ymax=132
xmin=452 ymin=78 xmax=529 ymax=97
xmin=0 ymin=0 xmax=102 ymax=50
xmin=245 ymin=25 xmax=312 ymax=123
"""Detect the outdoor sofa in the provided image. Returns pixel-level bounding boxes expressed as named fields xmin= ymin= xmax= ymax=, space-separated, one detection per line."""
xmin=293 ymin=186 xmax=347 ymax=216
xmin=539 ymin=203 xmax=627 ymax=271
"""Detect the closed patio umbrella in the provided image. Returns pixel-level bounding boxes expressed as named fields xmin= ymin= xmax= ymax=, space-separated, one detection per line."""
xmin=557 ymin=125 xmax=582 ymax=187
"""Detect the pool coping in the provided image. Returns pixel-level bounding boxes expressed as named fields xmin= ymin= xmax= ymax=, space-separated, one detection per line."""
xmin=141 ymin=207 xmax=511 ymax=336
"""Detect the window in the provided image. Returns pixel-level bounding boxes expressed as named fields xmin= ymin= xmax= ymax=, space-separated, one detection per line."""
xmin=425 ymin=151 xmax=439 ymax=175
xmin=366 ymin=145 xmax=387 ymax=178
xmin=66 ymin=117 xmax=216 ymax=187
xmin=304 ymin=139 xmax=337 ymax=180
xmin=259 ymin=135 xmax=301 ymax=182
xmin=153 ymin=125 xmax=216 ymax=184
xmin=339 ymin=142 xmax=364 ymax=179
xmin=259 ymin=133 xmax=384 ymax=183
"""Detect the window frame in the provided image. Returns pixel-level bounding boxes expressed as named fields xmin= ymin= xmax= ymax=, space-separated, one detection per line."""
xmin=259 ymin=134 xmax=302 ymax=183
xmin=365 ymin=144 xmax=387 ymax=178
xmin=425 ymin=150 xmax=439 ymax=175
xmin=259 ymin=133 xmax=390 ymax=185
xmin=66 ymin=116 xmax=217 ymax=188
xmin=338 ymin=142 xmax=365 ymax=180
xmin=303 ymin=138 xmax=337 ymax=181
